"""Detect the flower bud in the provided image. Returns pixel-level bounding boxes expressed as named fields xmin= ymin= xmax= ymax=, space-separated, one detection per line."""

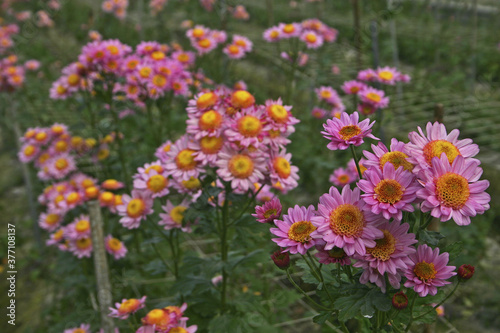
xmin=392 ymin=291 xmax=408 ymax=310
xmin=271 ymin=250 xmax=290 ymax=270
xmin=457 ymin=264 xmax=475 ymax=281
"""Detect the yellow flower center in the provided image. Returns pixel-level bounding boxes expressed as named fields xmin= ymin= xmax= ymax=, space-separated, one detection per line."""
xmin=45 ymin=214 xmax=60 ymax=225
xmin=366 ymin=230 xmax=396 ymax=261
xmin=235 ymin=39 xmax=247 ymax=47
xmin=267 ymin=104 xmax=289 ymax=123
xmin=329 ymin=204 xmax=365 ymax=237
xmin=163 ymin=144 xmax=171 ymax=152
xmin=196 ymin=92 xmax=217 ymax=109
xmin=106 ymin=45 xmax=120 ymax=55
xmin=366 ymin=92 xmax=382 ymax=103
xmin=127 ymin=59 xmax=139 ymax=70
xmin=54 ymin=140 xmax=69 ymax=152
xmin=374 ymin=179 xmax=404 ymax=204
xmin=288 ymin=221 xmax=316 ymax=243
xmin=67 ymin=74 xmax=80 ymax=86
xmin=305 ymin=33 xmax=317 ymax=43
xmin=337 ymin=174 xmax=350 ymax=184
xmin=139 ymin=67 xmax=152 ymax=78
xmin=414 ymin=261 xmax=437 ymax=282
xmin=435 ymin=172 xmax=470 ymax=209
xmin=143 ymin=309 xmax=168 ymax=326
xmin=192 ymin=28 xmax=204 ymax=38
xmin=228 ymin=45 xmax=240 ymax=55
xmin=118 ymin=299 xmax=140 ymax=314
xmin=35 ymin=132 xmax=48 ymax=142
xmin=177 ymin=53 xmax=189 ymax=63
xmin=228 ymin=154 xmax=254 ymax=178
xmin=175 ymin=149 xmax=197 ymax=170
xmin=73 ymin=329 xmax=86 ymax=333
xmin=350 ymin=86 xmax=360 ymax=93
xmin=25 ymin=129 xmax=36 ymax=139
xmin=237 ymin=115 xmax=262 ymax=137
xmin=147 ymin=174 xmax=168 ymax=193
xmin=151 ymin=51 xmax=165 ymax=60
xmin=270 ymin=30 xmax=279 ymax=39
xmin=127 ymin=199 xmax=146 ymax=218
xmin=145 ymin=164 xmax=164 ymax=174
xmin=85 ymin=186 xmax=99 ymax=199
xmin=263 ymin=208 xmax=277 ymax=219
xmin=380 ymin=151 xmax=414 ymax=172
xmin=76 ymin=237 xmax=91 ymax=249
xmin=75 ymin=219 xmax=90 ymax=232
xmin=56 ymin=85 xmax=67 ymax=95
xmin=199 ymin=110 xmax=223 ymax=131
xmin=182 ymin=177 xmax=201 ymax=190
xmin=423 ymin=140 xmax=461 ymax=166
xmin=152 ymin=74 xmax=167 ymax=87
xmin=378 ymin=71 xmax=394 ymax=81
xmin=200 ymin=136 xmax=224 ymax=154
xmin=108 ymin=237 xmax=122 ymax=251
xmin=66 ymin=192 xmax=80 ymax=204
xmin=54 ymin=229 xmax=64 ymax=241
xmin=283 ymin=24 xmax=295 ymax=34
xmin=231 ymin=90 xmax=255 ymax=109
xmin=320 ymin=90 xmax=332 ymax=99
xmin=55 ymin=158 xmax=69 ymax=170
xmin=169 ymin=328 xmax=188 ymax=333
xmin=339 ymin=125 xmax=362 ymax=140
xmin=198 ymin=38 xmax=212 ymax=48
xmin=170 ymin=206 xmax=187 ymax=224
xmin=115 ymin=195 xmax=123 ymax=206
xmin=273 ymin=157 xmax=291 ymax=179
xmin=24 ymin=145 xmax=36 ymax=156
xmin=100 ymin=191 xmax=114 ymax=204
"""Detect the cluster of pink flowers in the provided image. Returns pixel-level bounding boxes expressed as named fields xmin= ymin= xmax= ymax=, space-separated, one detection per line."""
xmin=263 ymin=19 xmax=338 ymax=47
xmin=102 ymin=0 xmax=128 ymax=20
xmin=311 ymin=86 xmax=346 ymax=119
xmin=0 ymin=23 xmax=18 ymax=53
xmin=50 ymin=39 xmax=202 ymax=106
xmin=186 ymin=24 xmax=253 ymax=59
xmin=108 ymin=296 xmax=197 ymax=333
xmin=0 ymin=55 xmax=39 ymax=91
xmin=260 ymin=113 xmax=490 ymax=297
xmin=340 ymin=67 xmax=410 ymax=115
xmin=118 ymin=88 xmax=300 ymax=232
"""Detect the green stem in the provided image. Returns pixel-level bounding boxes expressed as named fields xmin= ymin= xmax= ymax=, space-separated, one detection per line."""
xmin=414 ymin=281 xmax=461 ymax=321
xmin=404 ymin=292 xmax=418 ymax=333
xmin=286 ymin=269 xmax=331 ymax=311
xmin=151 ymin=242 xmax=173 ymax=273
xmin=350 ymin=145 xmax=363 ymax=179
xmin=229 ymin=185 xmax=264 ymax=226
xmin=220 ymin=190 xmax=230 ymax=313
xmin=168 ymin=229 xmax=180 ymax=280
xmin=340 ymin=321 xmax=350 ymax=333
xmin=307 ymin=253 xmax=335 ymax=303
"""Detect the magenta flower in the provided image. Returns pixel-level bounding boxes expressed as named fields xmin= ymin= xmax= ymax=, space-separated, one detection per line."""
xmin=105 ymin=235 xmax=128 ymax=260
xmin=263 ymin=26 xmax=281 ymax=42
xmin=300 ymin=30 xmax=324 ymax=49
xmin=357 ymin=68 xmax=377 ymax=82
xmin=117 ymin=190 xmax=154 ymax=229
xmin=109 ymin=296 xmax=147 ymax=320
xmin=341 ymin=80 xmax=367 ymax=95
xmin=417 ymin=154 xmax=490 ymax=226
xmin=314 ymin=240 xmax=351 ymax=265
xmin=329 ymin=167 xmax=357 ymax=187
xmin=358 ymin=87 xmax=390 ymax=109
xmin=253 ymin=197 xmax=282 ymax=223
xmin=311 ymin=186 xmax=383 ymax=256
xmin=406 ymin=121 xmax=480 ymax=174
xmin=64 ymin=324 xmax=91 ymax=333
xmin=165 ymin=135 xmax=205 ymax=181
xmin=404 ymin=244 xmax=456 ymax=297
xmin=268 ymin=149 xmax=299 ymax=191
xmin=159 ymin=199 xmax=192 ymax=232
xmin=68 ymin=237 xmax=92 ymax=259
xmin=270 ymin=205 xmax=317 ymax=254
xmin=363 ymin=138 xmax=414 ymax=172
xmin=353 ymin=221 xmax=417 ymax=292
xmin=65 ymin=214 xmax=91 ymax=240
xmin=358 ymin=163 xmax=421 ymax=221
xmin=375 ymin=66 xmax=401 ymax=85
xmin=322 ymin=111 xmax=379 ymax=150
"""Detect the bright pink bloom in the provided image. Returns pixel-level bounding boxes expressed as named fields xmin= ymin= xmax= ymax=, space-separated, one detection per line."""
xmin=375 ymin=66 xmax=401 ymax=85
xmin=311 ymin=107 xmax=327 ymax=119
xmin=314 ymin=240 xmax=351 ymax=265
xmin=165 ymin=136 xmax=204 ymax=181
xmin=68 ymin=237 xmax=93 ymax=258
xmin=263 ymin=26 xmax=281 ymax=42
xmin=300 ymin=30 xmax=324 ymax=49
xmin=358 ymin=87 xmax=390 ymax=109
xmin=109 ymin=296 xmax=146 ymax=319
xmin=357 ymin=68 xmax=377 ymax=82
xmin=65 ymin=214 xmax=91 ymax=240
xmin=105 ymin=235 xmax=128 ymax=259
xmin=64 ymin=324 xmax=91 ymax=333
xmin=270 ymin=205 xmax=317 ymax=254
xmin=363 ymin=138 xmax=414 ymax=173
xmin=417 ymin=154 xmax=490 ymax=226
xmin=322 ymin=111 xmax=378 ymax=150
xmin=404 ymin=244 xmax=456 ymax=297
xmin=117 ymin=190 xmax=154 ymax=229
xmin=253 ymin=197 xmax=282 ymax=223
xmin=159 ymin=199 xmax=192 ymax=232
xmin=225 ymin=107 xmax=266 ymax=149
xmin=311 ymin=186 xmax=383 ymax=256
xmin=268 ymin=149 xmax=299 ymax=191
xmin=329 ymin=167 xmax=357 ymax=187
xmin=341 ymin=80 xmax=367 ymax=95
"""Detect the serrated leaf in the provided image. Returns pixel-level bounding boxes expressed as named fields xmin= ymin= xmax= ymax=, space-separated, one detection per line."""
xmin=144 ymin=259 xmax=167 ymax=275
xmin=442 ymin=241 xmax=463 ymax=262
xmin=313 ymin=311 xmax=334 ymax=325
xmin=333 ymin=286 xmax=391 ymax=321
xmin=418 ymin=230 xmax=445 ymax=246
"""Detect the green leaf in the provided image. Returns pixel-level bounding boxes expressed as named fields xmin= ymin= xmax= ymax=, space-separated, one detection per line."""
xmin=441 ymin=241 xmax=464 ymax=262
xmin=313 ymin=311 xmax=334 ymax=325
xmin=208 ymin=314 xmax=251 ymax=333
xmin=418 ymin=230 xmax=445 ymax=246
xmin=333 ymin=286 xmax=391 ymax=321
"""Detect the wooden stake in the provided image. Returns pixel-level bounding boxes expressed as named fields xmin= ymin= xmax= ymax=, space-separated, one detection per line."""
xmin=352 ymin=0 xmax=363 ymax=71
xmin=89 ymin=200 xmax=115 ymax=333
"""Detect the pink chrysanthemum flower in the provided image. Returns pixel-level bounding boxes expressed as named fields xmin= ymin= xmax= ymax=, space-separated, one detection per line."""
xmin=46 ymin=154 xmax=77 ymax=179
xmin=38 ymin=212 xmax=62 ymax=232
xmin=225 ymin=107 xmax=266 ymax=149
xmin=253 ymin=197 xmax=282 ymax=223
xmin=363 ymin=138 xmax=414 ymax=173
xmin=263 ymin=26 xmax=281 ymax=42
xmin=417 ymin=154 xmax=490 ymax=226
xmin=223 ymin=44 xmax=245 ymax=59
xmin=279 ymin=22 xmax=302 ymax=38
xmin=310 ymin=186 xmax=383 ymax=256
xmin=165 ymin=136 xmax=204 ymax=181
xmin=186 ymin=108 xmax=226 ymax=140
xmin=109 ymin=296 xmax=147 ymax=319
xmin=64 ymin=324 xmax=91 ymax=333
xmin=329 ymin=167 xmax=357 ymax=187
xmin=353 ymin=221 xmax=417 ymax=292
xmin=105 ymin=235 xmax=128 ymax=260
xmin=322 ymin=111 xmax=379 ymax=150
xmin=270 ymin=205 xmax=317 ymax=254
xmin=172 ymin=50 xmax=196 ymax=67
xmin=341 ymin=80 xmax=367 ymax=95
xmin=311 ymin=107 xmax=327 ymax=119
xmin=46 ymin=228 xmax=65 ymax=246
xmin=159 ymin=199 xmax=192 ymax=232
xmin=18 ymin=143 xmax=39 ymax=163
xmin=314 ymin=240 xmax=351 ymax=265
xmin=315 ymin=86 xmax=339 ymax=103
xmin=357 ymin=103 xmax=377 ymax=116
xmin=69 ymin=237 xmax=93 ymax=258
xmin=357 ymin=68 xmax=377 ymax=82
xmin=232 ymin=35 xmax=253 ymax=52
xmin=155 ymin=140 xmax=173 ymax=162
xmin=404 ymin=244 xmax=456 ymax=297
xmin=65 ymin=214 xmax=91 ymax=240
xmin=268 ymin=150 xmax=299 ymax=191
xmin=358 ymin=163 xmax=421 ymax=221
xmin=300 ymin=30 xmax=324 ymax=49
xmin=358 ymin=87 xmax=390 ymax=109
xmin=263 ymin=98 xmax=300 ymax=132
xmin=188 ymin=136 xmax=226 ymax=167
xmin=187 ymin=25 xmax=210 ymax=40
xmin=133 ymin=167 xmax=170 ymax=198
xmin=215 ymin=147 xmax=266 ymax=193
xmin=117 ymin=190 xmax=154 ymax=229
xmin=405 ymin=121 xmax=480 ymax=174
xmin=375 ymin=66 xmax=401 ymax=85
xmin=255 ymin=183 xmax=275 ymax=202
xmin=193 ymin=37 xmax=217 ymax=55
